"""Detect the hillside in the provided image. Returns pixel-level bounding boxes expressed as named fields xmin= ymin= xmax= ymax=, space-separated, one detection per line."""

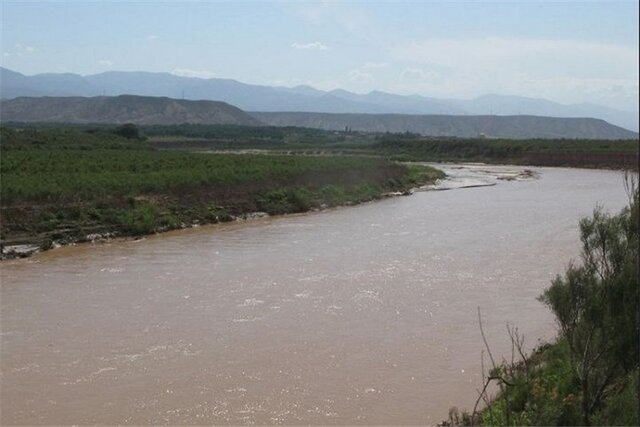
xmin=252 ymin=112 xmax=638 ymax=140
xmin=1 ymin=67 xmax=637 ymax=132
xmin=0 ymin=95 xmax=261 ymax=126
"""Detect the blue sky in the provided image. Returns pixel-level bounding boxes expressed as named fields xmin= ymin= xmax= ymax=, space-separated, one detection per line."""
xmin=1 ymin=1 xmax=638 ymax=110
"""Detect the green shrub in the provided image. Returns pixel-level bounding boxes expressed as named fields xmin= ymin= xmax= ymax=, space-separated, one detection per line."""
xmin=116 ymin=204 xmax=159 ymax=235
xmin=287 ymin=188 xmax=311 ymax=212
xmin=319 ymin=185 xmax=347 ymax=206
xmin=111 ymin=123 xmax=141 ymax=140
xmin=592 ymin=370 xmax=639 ymax=426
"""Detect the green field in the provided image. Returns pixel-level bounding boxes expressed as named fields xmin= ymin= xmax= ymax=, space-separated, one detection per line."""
xmin=0 ymin=126 xmax=443 ymax=251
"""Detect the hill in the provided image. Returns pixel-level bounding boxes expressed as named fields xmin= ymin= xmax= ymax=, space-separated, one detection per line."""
xmin=1 ymin=67 xmax=637 ymax=132
xmin=2 ymin=94 xmax=636 ymax=139
xmin=251 ymin=112 xmax=639 ymax=140
xmin=0 ymin=95 xmax=261 ymax=126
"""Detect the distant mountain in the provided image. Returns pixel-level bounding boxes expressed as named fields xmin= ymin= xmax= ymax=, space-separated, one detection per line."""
xmin=1 ymin=93 xmax=636 ymax=139
xmin=252 ymin=112 xmax=638 ymax=140
xmin=447 ymin=94 xmax=639 ymax=133
xmin=1 ymin=95 xmax=261 ymax=126
xmin=1 ymin=67 xmax=637 ymax=132
xmin=1 ymin=67 xmax=379 ymax=113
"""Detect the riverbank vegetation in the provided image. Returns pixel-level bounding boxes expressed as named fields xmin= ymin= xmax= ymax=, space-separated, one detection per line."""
xmin=445 ymin=177 xmax=639 ymax=426
xmin=6 ymin=122 xmax=638 ymax=169
xmin=2 ymin=122 xmax=637 ymax=255
xmin=0 ymin=126 xmax=443 ymax=254
xmin=146 ymin=124 xmax=637 ymax=169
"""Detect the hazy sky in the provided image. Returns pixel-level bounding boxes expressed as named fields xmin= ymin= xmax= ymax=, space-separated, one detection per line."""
xmin=2 ymin=1 xmax=638 ymax=110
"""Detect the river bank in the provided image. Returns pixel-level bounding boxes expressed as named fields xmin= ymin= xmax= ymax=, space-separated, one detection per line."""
xmin=0 ymin=161 xmax=538 ymax=260
xmin=0 ymin=177 xmax=432 ymax=260
xmin=0 ymin=127 xmax=444 ymax=259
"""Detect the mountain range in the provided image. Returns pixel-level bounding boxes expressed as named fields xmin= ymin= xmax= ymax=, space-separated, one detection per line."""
xmin=1 ymin=67 xmax=637 ymax=132
xmin=2 ymin=95 xmax=636 ymax=140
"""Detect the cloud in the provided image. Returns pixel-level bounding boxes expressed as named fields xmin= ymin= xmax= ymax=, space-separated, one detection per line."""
xmin=172 ymin=68 xmax=216 ymax=79
xmin=363 ymin=62 xmax=389 ymax=69
xmin=400 ymin=67 xmax=439 ymax=81
xmin=8 ymin=43 xmax=37 ymax=57
xmin=389 ymin=37 xmax=639 ymax=108
xmin=291 ymin=42 xmax=330 ymax=51
xmin=147 ymin=35 xmax=160 ymax=41
xmin=391 ymin=37 xmax=638 ymax=79
xmin=288 ymin=3 xmax=371 ymax=39
xmin=15 ymin=43 xmax=35 ymax=51
xmin=344 ymin=63 xmax=392 ymax=88
xmin=349 ymin=69 xmax=374 ymax=84
xmin=98 ymin=59 xmax=113 ymax=66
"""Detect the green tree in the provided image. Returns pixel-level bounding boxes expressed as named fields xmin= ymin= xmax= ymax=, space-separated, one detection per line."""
xmin=112 ymin=123 xmax=141 ymax=139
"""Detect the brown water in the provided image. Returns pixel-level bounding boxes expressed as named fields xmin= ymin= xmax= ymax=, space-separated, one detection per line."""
xmin=0 ymin=165 xmax=631 ymax=425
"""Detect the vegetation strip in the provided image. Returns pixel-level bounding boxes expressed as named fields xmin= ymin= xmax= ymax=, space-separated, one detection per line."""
xmin=0 ymin=126 xmax=443 ymax=258
xmin=7 ymin=123 xmax=639 ymax=169
xmin=146 ymin=124 xmax=638 ymax=169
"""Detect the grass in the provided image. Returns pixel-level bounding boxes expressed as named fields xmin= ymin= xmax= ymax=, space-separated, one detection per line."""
xmin=1 ymin=148 xmax=415 ymax=204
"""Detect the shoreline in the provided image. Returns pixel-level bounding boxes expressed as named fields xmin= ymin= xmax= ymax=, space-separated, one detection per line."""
xmin=0 ymin=180 xmax=423 ymax=261
xmin=6 ymin=161 xmax=630 ymax=261
xmin=1 ymin=130 xmax=445 ymax=261
xmin=0 ymin=162 xmax=553 ymax=261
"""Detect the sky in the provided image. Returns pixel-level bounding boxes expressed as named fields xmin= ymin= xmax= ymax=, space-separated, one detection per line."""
xmin=1 ymin=1 xmax=639 ymax=111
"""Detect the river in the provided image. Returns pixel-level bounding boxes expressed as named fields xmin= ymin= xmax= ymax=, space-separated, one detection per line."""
xmin=0 ymin=164 xmax=631 ymax=425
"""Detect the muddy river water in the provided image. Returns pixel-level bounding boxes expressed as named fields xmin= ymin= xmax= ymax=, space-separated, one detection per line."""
xmin=0 ymin=164 xmax=632 ymax=425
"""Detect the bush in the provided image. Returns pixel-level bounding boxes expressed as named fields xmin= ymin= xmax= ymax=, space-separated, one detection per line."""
xmin=116 ymin=204 xmax=159 ymax=235
xmin=539 ymin=179 xmax=638 ymax=425
xmin=466 ymin=178 xmax=639 ymax=426
xmin=112 ymin=123 xmax=141 ymax=139
xmin=319 ymin=185 xmax=347 ymax=206
xmin=257 ymin=188 xmax=311 ymax=214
